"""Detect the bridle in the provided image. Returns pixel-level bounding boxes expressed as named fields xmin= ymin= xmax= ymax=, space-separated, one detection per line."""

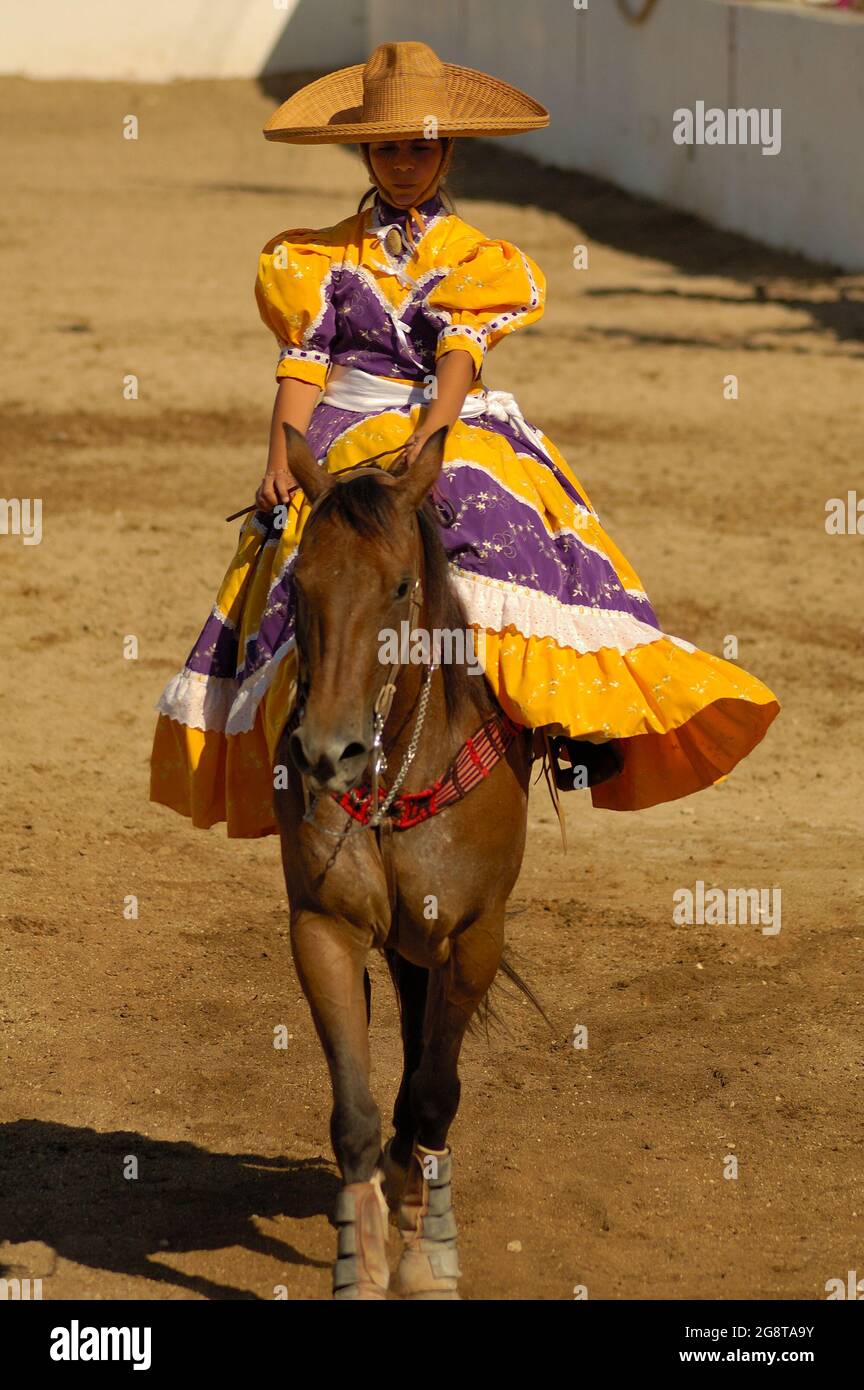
xmin=364 ymin=574 xmax=435 ymax=828
xmin=290 ymin=447 xmax=438 ymax=839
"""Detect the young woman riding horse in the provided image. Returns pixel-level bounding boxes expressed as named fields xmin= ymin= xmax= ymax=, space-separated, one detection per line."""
xmin=150 ymin=41 xmax=779 ymax=1299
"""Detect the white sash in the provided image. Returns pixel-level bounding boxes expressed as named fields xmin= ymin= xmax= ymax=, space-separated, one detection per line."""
xmin=321 ymin=367 xmax=550 ymax=459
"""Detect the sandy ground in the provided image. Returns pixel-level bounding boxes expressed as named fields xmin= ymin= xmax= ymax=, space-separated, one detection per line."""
xmin=1 ymin=76 xmax=862 ymax=1302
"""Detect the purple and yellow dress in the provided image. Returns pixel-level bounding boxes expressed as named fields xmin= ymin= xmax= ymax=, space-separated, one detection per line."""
xmin=150 ymin=190 xmax=778 ymax=837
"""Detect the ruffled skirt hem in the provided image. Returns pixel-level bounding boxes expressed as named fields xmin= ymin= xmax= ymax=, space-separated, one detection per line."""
xmin=150 ymin=627 xmax=779 ymax=836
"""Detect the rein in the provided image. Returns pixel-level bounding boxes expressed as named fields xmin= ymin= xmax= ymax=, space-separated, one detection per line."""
xmin=224 ymin=444 xmax=407 ymax=524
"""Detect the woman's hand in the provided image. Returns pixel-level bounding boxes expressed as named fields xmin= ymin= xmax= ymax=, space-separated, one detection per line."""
xmin=255 ymin=468 xmax=297 ymax=511
xmin=257 ymin=378 xmax=320 ymax=510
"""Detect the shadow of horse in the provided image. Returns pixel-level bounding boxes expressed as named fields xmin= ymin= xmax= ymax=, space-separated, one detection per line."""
xmin=0 ymin=1119 xmax=336 ymax=1300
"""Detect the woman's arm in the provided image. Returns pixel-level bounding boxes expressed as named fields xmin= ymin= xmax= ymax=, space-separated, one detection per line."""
xmin=403 ymin=349 xmax=475 ymax=464
xmin=255 ymin=377 xmax=321 ymax=510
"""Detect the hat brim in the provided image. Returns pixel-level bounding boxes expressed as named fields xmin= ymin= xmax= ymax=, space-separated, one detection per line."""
xmin=263 ymin=61 xmax=550 ymax=144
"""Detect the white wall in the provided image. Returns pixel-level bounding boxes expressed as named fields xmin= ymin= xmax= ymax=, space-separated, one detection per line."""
xmin=0 ymin=0 xmax=367 ymax=81
xmin=367 ymin=0 xmax=864 ymax=271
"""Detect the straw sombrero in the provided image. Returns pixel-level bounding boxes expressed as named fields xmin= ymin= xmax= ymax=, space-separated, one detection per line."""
xmin=264 ymin=40 xmax=549 ymax=144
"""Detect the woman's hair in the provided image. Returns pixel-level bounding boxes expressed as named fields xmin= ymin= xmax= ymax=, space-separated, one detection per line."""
xmin=355 ymin=138 xmax=457 ymax=215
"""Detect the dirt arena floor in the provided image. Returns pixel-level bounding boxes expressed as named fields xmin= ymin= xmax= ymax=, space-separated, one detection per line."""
xmin=1 ymin=76 xmax=862 ymax=1301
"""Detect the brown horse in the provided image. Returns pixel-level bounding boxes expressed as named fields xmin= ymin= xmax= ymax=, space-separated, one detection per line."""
xmin=274 ymin=423 xmax=533 ymax=1299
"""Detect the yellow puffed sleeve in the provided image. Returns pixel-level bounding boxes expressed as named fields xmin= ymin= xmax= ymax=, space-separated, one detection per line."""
xmin=255 ymin=231 xmax=337 ymax=389
xmin=427 ymin=237 xmax=546 ymax=376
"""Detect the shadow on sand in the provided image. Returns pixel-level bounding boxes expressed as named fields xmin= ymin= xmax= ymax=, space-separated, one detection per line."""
xmin=0 ymin=1119 xmax=335 ymax=1300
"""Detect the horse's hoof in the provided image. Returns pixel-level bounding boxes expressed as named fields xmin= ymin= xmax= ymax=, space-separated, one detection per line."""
xmin=394 ymin=1144 xmax=462 ymax=1299
xmin=332 ymin=1171 xmax=390 ymax=1300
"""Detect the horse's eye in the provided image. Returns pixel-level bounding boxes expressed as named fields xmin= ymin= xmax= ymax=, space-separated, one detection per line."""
xmin=394 ymin=578 xmax=411 ymax=601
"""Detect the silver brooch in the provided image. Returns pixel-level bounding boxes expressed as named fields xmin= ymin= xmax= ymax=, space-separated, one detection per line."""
xmin=384 ymin=226 xmax=404 ymax=257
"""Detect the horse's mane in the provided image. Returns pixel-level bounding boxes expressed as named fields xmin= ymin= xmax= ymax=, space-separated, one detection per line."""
xmin=309 ymin=474 xmax=493 ymax=722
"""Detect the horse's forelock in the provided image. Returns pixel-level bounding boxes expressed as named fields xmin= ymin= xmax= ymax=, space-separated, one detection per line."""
xmin=308 ymin=472 xmax=399 ymax=541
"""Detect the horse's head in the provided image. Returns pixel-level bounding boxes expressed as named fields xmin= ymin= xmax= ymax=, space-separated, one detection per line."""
xmin=285 ymin=423 xmax=447 ymax=794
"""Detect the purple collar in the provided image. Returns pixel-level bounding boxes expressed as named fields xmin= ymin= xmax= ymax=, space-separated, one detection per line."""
xmin=372 ymin=190 xmax=444 ymax=226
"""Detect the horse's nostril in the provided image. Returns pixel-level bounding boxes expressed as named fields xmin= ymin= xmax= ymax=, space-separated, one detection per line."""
xmin=289 ymin=730 xmax=310 ymax=773
xmin=340 ymin=741 xmax=367 ymax=764
xmin=290 ymin=728 xmax=365 ymax=782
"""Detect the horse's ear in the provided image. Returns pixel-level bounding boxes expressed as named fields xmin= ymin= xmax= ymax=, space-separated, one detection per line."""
xmin=283 ymin=423 xmax=331 ymax=502
xmin=394 ymin=426 xmax=448 ymax=510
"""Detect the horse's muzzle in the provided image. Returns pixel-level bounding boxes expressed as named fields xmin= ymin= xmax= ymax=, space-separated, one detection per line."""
xmin=289 ymin=724 xmax=370 ymax=794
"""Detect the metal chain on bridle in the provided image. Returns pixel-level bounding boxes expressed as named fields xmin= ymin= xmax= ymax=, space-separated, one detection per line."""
xmin=300 ymin=651 xmax=437 ymax=842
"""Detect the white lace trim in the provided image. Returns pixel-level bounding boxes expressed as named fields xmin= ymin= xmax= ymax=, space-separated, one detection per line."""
xmin=319 ymin=406 xmax=415 ymax=456
xmin=225 ymin=639 xmax=295 ymax=734
xmin=484 ymin=249 xmax=542 ymax=339
xmin=302 ymin=264 xmax=335 ymax=347
xmin=205 ymin=600 xmax=237 ymax=634
xmin=349 ymin=262 xmax=411 ymax=325
xmin=156 ymin=638 xmax=297 ymax=735
xmin=278 ymin=344 xmax=330 ymax=368
xmin=438 ymin=457 xmax=613 ymax=564
xmin=450 ymin=569 xmax=695 ymax=655
xmin=242 ymin=553 xmax=298 ymax=650
xmin=156 ymin=670 xmax=239 ymax=732
xmin=368 ymin=242 xmax=447 ymax=294
xmin=398 ymin=264 xmax=450 ymax=303
xmin=345 ymin=264 xmax=427 ymax=367
xmin=367 ymin=204 xmax=448 ymax=281
xmin=439 ymin=323 xmax=488 ymax=356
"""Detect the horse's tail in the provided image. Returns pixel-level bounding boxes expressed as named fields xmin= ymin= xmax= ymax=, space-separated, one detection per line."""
xmin=472 ymin=948 xmax=552 ymax=1037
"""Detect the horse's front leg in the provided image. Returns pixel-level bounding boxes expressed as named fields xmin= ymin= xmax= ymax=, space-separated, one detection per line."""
xmin=291 ymin=909 xmax=389 ymax=1300
xmin=381 ymin=949 xmax=428 ymax=1210
xmin=394 ymin=911 xmax=504 ymax=1300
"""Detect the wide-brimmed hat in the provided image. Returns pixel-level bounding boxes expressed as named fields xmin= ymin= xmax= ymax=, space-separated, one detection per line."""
xmin=264 ymin=40 xmax=549 ymax=145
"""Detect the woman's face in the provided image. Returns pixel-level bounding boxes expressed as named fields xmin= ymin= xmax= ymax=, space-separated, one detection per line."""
xmin=366 ymin=138 xmax=444 ymax=208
